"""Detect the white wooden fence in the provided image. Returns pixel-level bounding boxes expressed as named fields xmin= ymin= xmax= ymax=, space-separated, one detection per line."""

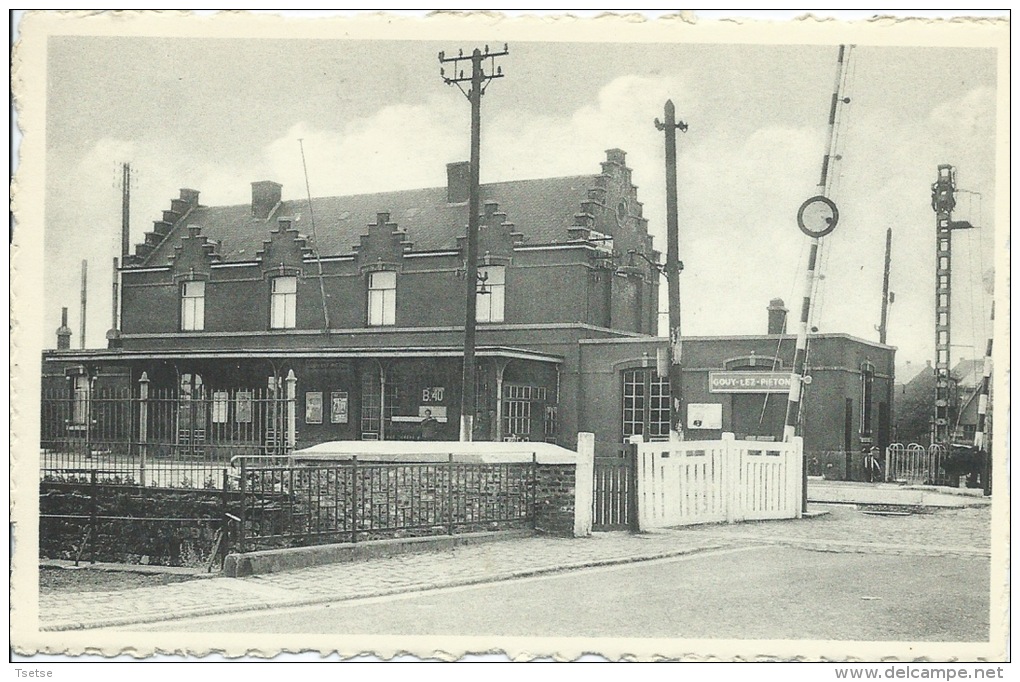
xmin=635 ymin=432 xmax=802 ymax=530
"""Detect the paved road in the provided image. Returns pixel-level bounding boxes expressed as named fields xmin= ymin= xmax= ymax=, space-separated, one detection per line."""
xmin=41 ymin=505 xmax=992 ymax=632
xmin=135 ymin=544 xmax=989 ymax=641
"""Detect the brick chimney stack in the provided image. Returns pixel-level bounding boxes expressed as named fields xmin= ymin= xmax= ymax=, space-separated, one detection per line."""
xmin=251 ymin=181 xmax=282 ymax=220
xmin=768 ymin=298 xmax=788 ymax=335
xmin=446 ymin=162 xmax=470 ymax=204
xmin=56 ymin=307 xmax=72 ymax=350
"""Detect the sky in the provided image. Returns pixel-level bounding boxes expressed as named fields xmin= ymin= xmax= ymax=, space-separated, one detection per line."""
xmin=36 ymin=18 xmax=1000 ymax=380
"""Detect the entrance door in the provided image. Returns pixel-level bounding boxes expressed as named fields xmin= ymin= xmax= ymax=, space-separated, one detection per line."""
xmin=177 ymin=373 xmax=207 ymax=457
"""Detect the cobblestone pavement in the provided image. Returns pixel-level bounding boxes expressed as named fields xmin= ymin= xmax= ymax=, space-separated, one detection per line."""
xmin=674 ymin=503 xmax=992 ymax=556
xmin=38 ymin=503 xmax=992 ymax=631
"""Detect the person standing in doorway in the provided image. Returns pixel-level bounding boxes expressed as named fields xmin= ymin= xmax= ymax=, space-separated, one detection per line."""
xmin=419 ymin=409 xmax=440 ymax=441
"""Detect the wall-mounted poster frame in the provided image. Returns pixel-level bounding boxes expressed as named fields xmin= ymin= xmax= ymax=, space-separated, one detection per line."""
xmin=306 ymin=391 xmax=323 ymax=424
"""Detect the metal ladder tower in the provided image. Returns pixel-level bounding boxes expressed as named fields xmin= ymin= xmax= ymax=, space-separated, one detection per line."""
xmin=930 ymin=164 xmax=973 ymax=445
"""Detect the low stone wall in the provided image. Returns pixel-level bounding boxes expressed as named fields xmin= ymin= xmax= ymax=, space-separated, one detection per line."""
xmin=38 ymin=480 xmax=243 ymax=567
xmin=533 ymin=432 xmax=594 ymax=537
xmin=224 ymin=529 xmax=534 ymax=577
xmin=533 ymin=463 xmax=576 ymax=536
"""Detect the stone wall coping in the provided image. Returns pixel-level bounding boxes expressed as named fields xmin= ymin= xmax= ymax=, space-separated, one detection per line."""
xmin=291 ymin=440 xmax=580 ymax=465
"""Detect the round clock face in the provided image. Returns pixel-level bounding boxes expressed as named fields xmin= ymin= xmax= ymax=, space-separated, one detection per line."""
xmin=616 ymin=199 xmax=628 ymax=225
xmin=797 ymin=195 xmax=839 ymax=238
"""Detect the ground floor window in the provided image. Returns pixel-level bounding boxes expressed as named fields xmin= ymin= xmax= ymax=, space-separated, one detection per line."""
xmin=622 ymin=368 xmax=671 ymax=439
xmin=505 ymin=399 xmax=531 ymax=438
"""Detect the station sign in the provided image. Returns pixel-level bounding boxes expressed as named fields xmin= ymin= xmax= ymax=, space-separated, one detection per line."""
xmin=709 ymin=371 xmax=791 ymax=394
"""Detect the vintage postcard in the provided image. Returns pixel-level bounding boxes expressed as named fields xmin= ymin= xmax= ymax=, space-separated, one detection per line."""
xmin=10 ymin=10 xmax=1010 ymax=664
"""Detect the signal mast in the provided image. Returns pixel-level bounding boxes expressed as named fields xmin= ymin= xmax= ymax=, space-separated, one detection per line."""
xmin=929 ymin=165 xmax=974 ymax=447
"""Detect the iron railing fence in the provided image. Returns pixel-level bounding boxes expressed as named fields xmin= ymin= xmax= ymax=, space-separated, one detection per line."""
xmin=235 ymin=456 xmax=538 ymax=552
xmin=40 ymin=387 xmax=295 ymax=488
xmin=885 ymin=443 xmax=949 ymax=485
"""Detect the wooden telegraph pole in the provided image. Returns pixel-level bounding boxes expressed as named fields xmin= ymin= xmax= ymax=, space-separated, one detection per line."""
xmin=878 ymin=228 xmax=892 ymax=345
xmin=439 ymin=44 xmax=508 ymax=441
xmin=655 ymin=100 xmax=688 ymax=440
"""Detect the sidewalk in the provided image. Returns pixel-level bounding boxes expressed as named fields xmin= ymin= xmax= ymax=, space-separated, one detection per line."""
xmin=40 ymin=531 xmax=729 ymax=631
xmin=808 ymin=479 xmax=992 ymax=508
xmin=38 ymin=503 xmax=991 ymax=632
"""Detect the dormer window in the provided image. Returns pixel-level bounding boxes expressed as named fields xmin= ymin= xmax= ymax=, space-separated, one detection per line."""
xmin=270 ymin=276 xmax=297 ymax=329
xmin=180 ymin=280 xmax=206 ymax=331
xmin=368 ymin=271 xmax=396 ymax=326
xmin=476 ymin=265 xmax=505 ymax=323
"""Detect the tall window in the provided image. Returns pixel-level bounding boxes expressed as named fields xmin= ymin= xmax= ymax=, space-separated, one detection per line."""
xmin=860 ymin=362 xmax=875 ymax=439
xmin=270 ymin=276 xmax=297 ymax=329
xmin=622 ymin=368 xmax=671 ymax=439
xmin=71 ymin=375 xmax=90 ymax=426
xmin=180 ymin=280 xmax=206 ymax=331
xmin=476 ymin=265 xmax=505 ymax=323
xmin=368 ymin=271 xmax=396 ymax=326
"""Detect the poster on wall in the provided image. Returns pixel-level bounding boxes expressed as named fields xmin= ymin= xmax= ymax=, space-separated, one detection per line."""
xmin=211 ymin=391 xmax=229 ymax=423
xmin=687 ymin=403 xmax=723 ymax=430
xmin=235 ymin=391 xmax=253 ymax=423
xmin=331 ymin=391 xmax=349 ymax=424
xmin=305 ymin=391 xmax=323 ymax=424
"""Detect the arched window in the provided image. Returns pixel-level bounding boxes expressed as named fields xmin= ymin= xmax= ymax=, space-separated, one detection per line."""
xmin=622 ymin=368 xmax=670 ymax=440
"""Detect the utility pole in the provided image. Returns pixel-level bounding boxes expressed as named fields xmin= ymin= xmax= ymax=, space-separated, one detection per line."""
xmin=79 ymin=259 xmax=88 ymax=350
xmin=655 ymin=100 xmax=688 ymax=440
xmin=878 ymin=228 xmax=892 ymax=344
xmin=439 ymin=44 xmax=508 ymax=442
xmin=121 ymin=162 xmax=131 ymax=259
xmin=930 ymin=164 xmax=974 ymax=447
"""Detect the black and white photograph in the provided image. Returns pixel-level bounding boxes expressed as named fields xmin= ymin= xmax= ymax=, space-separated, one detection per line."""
xmin=10 ymin=10 xmax=1009 ymax=666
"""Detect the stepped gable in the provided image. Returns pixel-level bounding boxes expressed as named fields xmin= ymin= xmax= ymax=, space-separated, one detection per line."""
xmin=256 ymin=217 xmax=315 ymax=276
xmin=353 ymin=212 xmax=413 ymax=271
xmin=456 ymin=201 xmax=524 ymax=265
xmin=167 ymin=224 xmax=222 ymax=281
xmin=126 ymin=188 xmax=199 ymax=266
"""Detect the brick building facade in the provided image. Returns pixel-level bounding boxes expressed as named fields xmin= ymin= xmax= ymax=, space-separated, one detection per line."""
xmin=43 ymin=148 xmax=895 ymax=467
xmin=44 ymin=149 xmax=660 ymax=448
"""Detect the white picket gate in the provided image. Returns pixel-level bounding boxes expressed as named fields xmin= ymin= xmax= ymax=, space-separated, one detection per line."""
xmin=635 ymin=433 xmax=803 ymax=530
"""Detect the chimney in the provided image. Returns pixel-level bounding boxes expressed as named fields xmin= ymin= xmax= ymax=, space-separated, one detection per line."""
xmin=606 ymin=148 xmax=627 ymax=165
xmin=251 ymin=181 xmax=282 ymax=220
xmin=179 ymin=188 xmax=200 ymax=207
xmin=56 ymin=307 xmax=72 ymax=350
xmin=767 ymin=298 xmax=788 ymax=335
xmin=446 ymin=162 xmax=470 ymax=204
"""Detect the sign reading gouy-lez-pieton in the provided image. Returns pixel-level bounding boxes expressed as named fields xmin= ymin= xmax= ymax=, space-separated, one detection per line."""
xmin=709 ymin=371 xmax=791 ymax=394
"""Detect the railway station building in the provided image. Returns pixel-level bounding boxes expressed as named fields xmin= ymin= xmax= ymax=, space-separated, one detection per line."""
xmin=42 ymin=149 xmax=895 ymax=464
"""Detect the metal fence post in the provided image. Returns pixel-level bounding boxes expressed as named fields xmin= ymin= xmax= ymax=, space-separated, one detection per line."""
xmin=89 ymin=469 xmax=98 ymax=564
xmin=448 ymin=453 xmax=455 ymax=536
xmin=138 ymin=372 xmax=149 ymax=487
xmin=221 ymin=468 xmax=230 ymax=566
xmin=285 ymin=369 xmax=297 ymax=458
xmin=626 ymin=440 xmax=639 ymax=532
xmin=238 ymin=457 xmax=247 ymax=554
xmin=350 ymin=456 xmax=358 ymax=544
